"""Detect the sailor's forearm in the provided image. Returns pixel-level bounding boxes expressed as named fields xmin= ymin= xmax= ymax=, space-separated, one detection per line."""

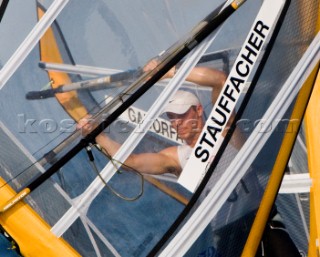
xmin=95 ymin=135 xmax=153 ymax=172
xmin=186 ymin=66 xmax=226 ymax=88
xmin=95 ymin=134 xmax=121 ymax=157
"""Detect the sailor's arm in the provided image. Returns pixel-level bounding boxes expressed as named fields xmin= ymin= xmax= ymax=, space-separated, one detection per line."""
xmin=164 ymin=65 xmax=227 ymax=103
xmin=77 ymin=115 xmax=179 ymax=175
xmin=144 ymin=59 xmax=226 ymax=103
xmin=95 ymin=134 xmax=181 ymax=175
xmin=168 ymin=66 xmax=226 ymax=89
xmin=94 ymin=133 xmax=121 ymax=157
xmin=184 ymin=66 xmax=227 ymax=103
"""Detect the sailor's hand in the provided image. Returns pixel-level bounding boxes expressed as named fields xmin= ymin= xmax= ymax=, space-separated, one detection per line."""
xmin=77 ymin=114 xmax=96 ymax=136
xmin=143 ymin=59 xmax=175 ymax=79
xmin=143 ymin=59 xmax=158 ymax=72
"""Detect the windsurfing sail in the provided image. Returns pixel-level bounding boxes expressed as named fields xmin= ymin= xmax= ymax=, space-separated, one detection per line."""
xmin=155 ymin=0 xmax=320 ymax=256
xmin=0 ymin=0 xmax=319 ymax=256
xmin=0 ymin=0 xmax=246 ymax=256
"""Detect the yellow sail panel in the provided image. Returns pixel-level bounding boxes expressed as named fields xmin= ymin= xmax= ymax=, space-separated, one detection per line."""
xmin=306 ymin=4 xmax=320 ymax=255
xmin=38 ymin=7 xmax=87 ymax=122
xmin=0 ymin=178 xmax=80 ymax=257
xmin=305 ymin=67 xmax=320 ymax=257
xmin=241 ymin=63 xmax=319 ymax=257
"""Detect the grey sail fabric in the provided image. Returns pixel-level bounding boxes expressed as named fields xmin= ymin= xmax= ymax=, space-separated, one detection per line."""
xmin=0 ymin=0 xmax=319 ymax=256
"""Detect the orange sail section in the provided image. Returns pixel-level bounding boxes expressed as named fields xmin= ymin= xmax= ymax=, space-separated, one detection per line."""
xmin=0 ymin=178 xmax=80 ymax=257
xmin=37 ymin=7 xmax=88 ymax=122
xmin=0 ymin=5 xmax=89 ymax=256
xmin=305 ymin=5 xmax=320 ymax=256
xmin=305 ymin=67 xmax=320 ymax=257
xmin=241 ymin=62 xmax=320 ymax=257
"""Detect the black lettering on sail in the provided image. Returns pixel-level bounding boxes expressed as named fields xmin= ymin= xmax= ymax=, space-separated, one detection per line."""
xmin=128 ymin=108 xmax=136 ymax=123
xmin=223 ymin=84 xmax=236 ymax=102
xmin=195 ymin=146 xmax=209 ymax=162
xmin=161 ymin=121 xmax=169 ymax=137
xmin=217 ymin=96 xmax=231 ymax=114
xmin=199 ymin=132 xmax=214 ymax=148
xmin=152 ymin=119 xmax=161 ymax=133
xmin=211 ymin=108 xmax=227 ymax=126
xmin=236 ymin=60 xmax=250 ymax=77
xmin=137 ymin=111 xmax=143 ymax=124
xmin=254 ymin=20 xmax=270 ymax=38
xmin=230 ymin=76 xmax=244 ymax=93
xmin=207 ymin=125 xmax=221 ymax=143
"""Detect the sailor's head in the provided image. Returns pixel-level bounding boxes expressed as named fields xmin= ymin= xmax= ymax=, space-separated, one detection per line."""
xmin=164 ymin=90 xmax=204 ymax=142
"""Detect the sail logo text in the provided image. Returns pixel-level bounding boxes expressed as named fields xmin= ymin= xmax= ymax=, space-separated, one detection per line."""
xmin=195 ymin=20 xmax=270 ymax=162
